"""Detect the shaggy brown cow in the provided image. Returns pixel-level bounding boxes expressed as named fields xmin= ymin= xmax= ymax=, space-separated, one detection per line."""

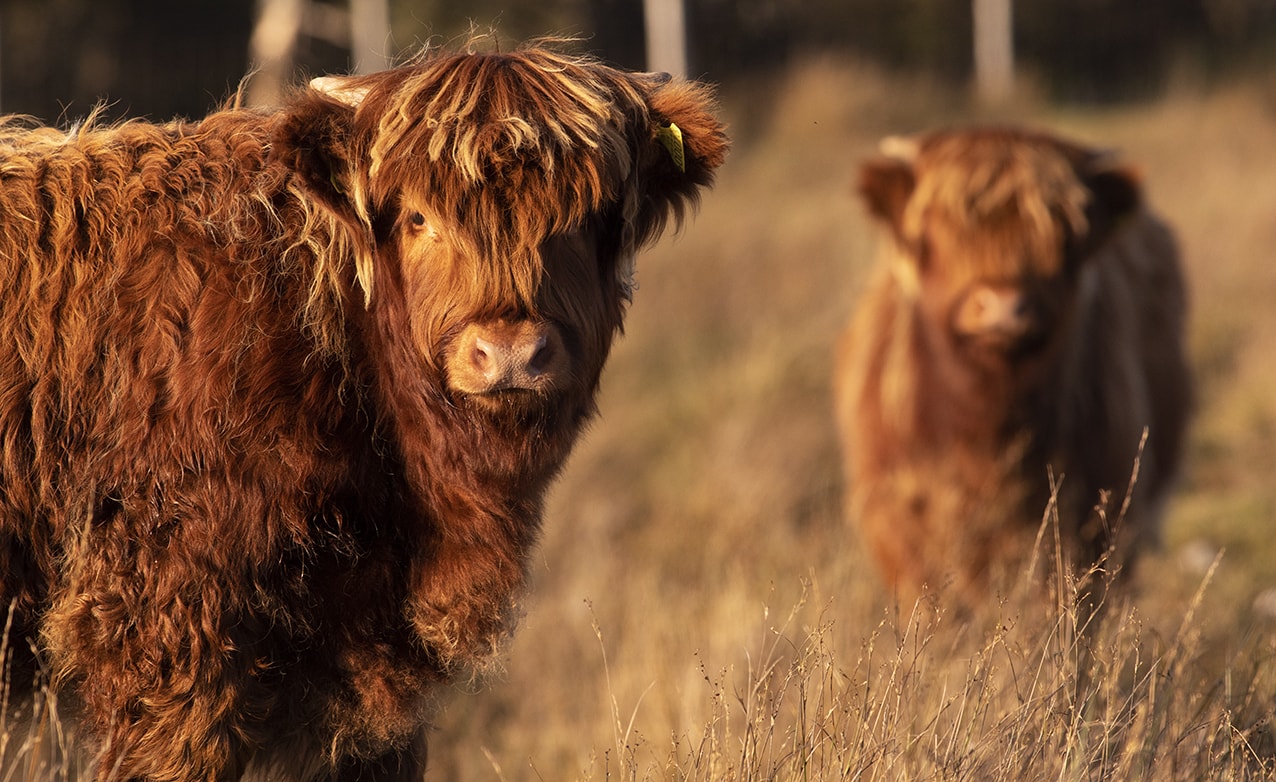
xmin=835 ymin=127 xmax=1190 ymax=608
xmin=0 ymin=43 xmax=726 ymax=781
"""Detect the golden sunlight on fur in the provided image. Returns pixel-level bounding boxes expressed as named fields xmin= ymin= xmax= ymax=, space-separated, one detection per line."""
xmin=0 ymin=41 xmax=726 ymax=782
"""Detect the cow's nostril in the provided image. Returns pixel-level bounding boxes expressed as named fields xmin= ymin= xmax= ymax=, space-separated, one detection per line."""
xmin=527 ymin=334 xmax=553 ymax=375
xmin=471 ymin=337 xmax=498 ymax=378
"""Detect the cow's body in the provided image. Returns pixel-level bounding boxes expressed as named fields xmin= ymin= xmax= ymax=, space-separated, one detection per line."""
xmin=835 ymin=127 xmax=1190 ymax=607
xmin=0 ymin=44 xmax=727 ymax=781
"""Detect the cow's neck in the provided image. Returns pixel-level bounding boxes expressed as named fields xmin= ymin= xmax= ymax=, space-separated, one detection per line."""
xmin=351 ymin=297 xmax=585 ymax=677
xmin=924 ymin=317 xmax=1073 ymax=479
xmin=915 ymin=316 xmax=1023 ymax=449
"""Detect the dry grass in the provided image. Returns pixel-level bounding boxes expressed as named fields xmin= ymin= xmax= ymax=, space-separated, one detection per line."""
xmin=429 ymin=59 xmax=1276 ymax=780
xmin=5 ymin=58 xmax=1276 ymax=780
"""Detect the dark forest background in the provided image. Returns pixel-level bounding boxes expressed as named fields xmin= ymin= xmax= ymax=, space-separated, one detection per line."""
xmin=2 ymin=0 xmax=1275 ymax=124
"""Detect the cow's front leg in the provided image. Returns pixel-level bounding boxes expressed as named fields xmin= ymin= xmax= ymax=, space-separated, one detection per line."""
xmin=41 ymin=498 xmax=281 ymax=782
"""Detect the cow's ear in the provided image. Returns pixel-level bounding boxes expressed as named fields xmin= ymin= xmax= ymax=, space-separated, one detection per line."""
xmin=628 ymin=75 xmax=729 ymax=247
xmin=273 ymin=85 xmax=364 ymax=224
xmin=642 ymin=75 xmax=729 ymax=188
xmin=1083 ymin=165 xmax=1142 ymax=243
xmin=272 ymin=79 xmax=377 ymax=302
xmin=858 ymin=156 xmax=916 ymax=238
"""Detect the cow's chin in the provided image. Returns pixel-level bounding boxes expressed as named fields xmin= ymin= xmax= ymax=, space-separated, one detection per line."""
xmin=959 ymin=329 xmax=1051 ymax=366
xmin=452 ymin=388 xmax=590 ymax=461
xmin=452 ymin=387 xmax=566 ymax=422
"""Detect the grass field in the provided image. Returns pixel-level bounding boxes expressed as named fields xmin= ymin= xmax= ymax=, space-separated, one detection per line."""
xmin=428 ymin=59 xmax=1276 ymax=779
xmin=3 ymin=58 xmax=1274 ymax=781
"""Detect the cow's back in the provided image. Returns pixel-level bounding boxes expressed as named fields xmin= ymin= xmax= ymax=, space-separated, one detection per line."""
xmin=0 ymin=110 xmax=355 ymax=683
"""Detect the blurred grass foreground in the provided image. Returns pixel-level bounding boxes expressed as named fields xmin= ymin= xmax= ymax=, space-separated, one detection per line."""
xmin=4 ymin=55 xmax=1276 ymax=781
xmin=432 ymin=57 xmax=1276 ymax=780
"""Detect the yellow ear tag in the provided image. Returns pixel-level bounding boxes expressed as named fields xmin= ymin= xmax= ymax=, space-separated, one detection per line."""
xmin=657 ymin=122 xmax=686 ymax=173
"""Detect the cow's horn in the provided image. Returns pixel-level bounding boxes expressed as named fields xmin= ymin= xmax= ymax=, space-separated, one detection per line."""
xmin=879 ymin=135 xmax=919 ymax=162
xmin=310 ymin=76 xmax=370 ymax=108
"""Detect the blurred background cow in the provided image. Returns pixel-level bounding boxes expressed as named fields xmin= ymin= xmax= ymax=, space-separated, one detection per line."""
xmin=836 ymin=127 xmax=1192 ymax=610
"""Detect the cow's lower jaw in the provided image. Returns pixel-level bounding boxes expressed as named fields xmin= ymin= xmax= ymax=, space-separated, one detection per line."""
xmin=445 ymin=388 xmax=590 ymax=467
xmin=454 ymin=387 xmax=559 ymax=417
xmin=961 ymin=329 xmax=1049 ymax=359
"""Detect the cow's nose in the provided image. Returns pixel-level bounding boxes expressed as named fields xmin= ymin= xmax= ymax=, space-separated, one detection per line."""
xmin=447 ymin=320 xmax=567 ymax=395
xmin=470 ymin=332 xmax=553 ymax=381
xmin=959 ymin=285 xmax=1038 ymax=339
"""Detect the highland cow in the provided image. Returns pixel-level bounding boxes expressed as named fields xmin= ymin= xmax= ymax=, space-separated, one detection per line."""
xmin=835 ymin=127 xmax=1190 ymax=608
xmin=0 ymin=43 xmax=727 ymax=781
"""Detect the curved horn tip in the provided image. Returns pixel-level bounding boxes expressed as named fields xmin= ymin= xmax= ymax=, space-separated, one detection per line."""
xmin=878 ymin=135 xmax=919 ymax=162
xmin=310 ymin=76 xmax=369 ymax=107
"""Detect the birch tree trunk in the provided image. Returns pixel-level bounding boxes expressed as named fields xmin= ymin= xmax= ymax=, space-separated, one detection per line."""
xmin=350 ymin=0 xmax=391 ymax=73
xmin=973 ymin=0 xmax=1014 ymax=105
xmin=247 ymin=0 xmax=304 ymax=106
xmin=643 ymin=0 xmax=686 ymax=78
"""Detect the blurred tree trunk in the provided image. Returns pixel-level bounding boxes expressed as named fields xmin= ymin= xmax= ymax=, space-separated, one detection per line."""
xmin=644 ymin=0 xmax=686 ymax=77
xmin=247 ymin=0 xmax=389 ymax=106
xmin=247 ymin=0 xmax=304 ymax=106
xmin=973 ymin=0 xmax=1014 ymax=104
xmin=350 ymin=0 xmax=391 ymax=73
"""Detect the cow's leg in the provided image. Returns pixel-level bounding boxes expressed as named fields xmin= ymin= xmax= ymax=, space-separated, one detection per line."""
xmin=49 ymin=567 xmax=262 ymax=782
xmin=1 ymin=502 xmax=51 ymax=710
xmin=41 ymin=491 xmax=289 ymax=782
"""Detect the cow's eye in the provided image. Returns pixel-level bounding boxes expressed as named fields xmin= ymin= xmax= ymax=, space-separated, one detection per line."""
xmin=406 ymin=211 xmax=440 ymax=241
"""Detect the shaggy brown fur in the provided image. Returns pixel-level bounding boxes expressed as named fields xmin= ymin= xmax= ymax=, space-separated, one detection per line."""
xmin=0 ymin=42 xmax=727 ymax=781
xmin=835 ymin=127 xmax=1190 ymax=609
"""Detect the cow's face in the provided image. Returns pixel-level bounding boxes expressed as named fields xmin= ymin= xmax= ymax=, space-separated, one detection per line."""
xmin=272 ymin=48 xmax=727 ymax=420
xmin=388 ymin=200 xmax=616 ymax=415
xmin=908 ymin=209 xmax=1073 ymax=363
xmin=858 ymin=128 xmax=1140 ymax=369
